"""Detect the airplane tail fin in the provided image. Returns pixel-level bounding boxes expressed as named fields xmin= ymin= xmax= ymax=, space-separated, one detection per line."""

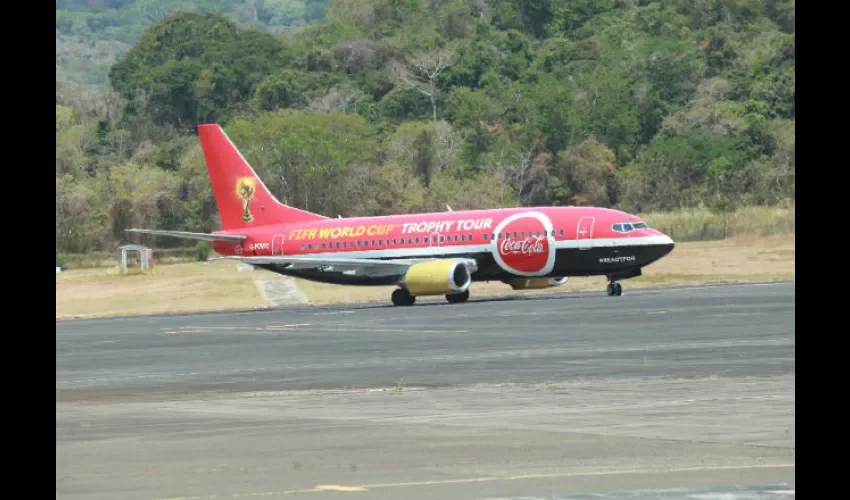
xmin=197 ymin=123 xmax=327 ymax=230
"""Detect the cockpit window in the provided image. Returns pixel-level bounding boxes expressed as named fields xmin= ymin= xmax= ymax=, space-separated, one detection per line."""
xmin=613 ymin=221 xmax=649 ymax=233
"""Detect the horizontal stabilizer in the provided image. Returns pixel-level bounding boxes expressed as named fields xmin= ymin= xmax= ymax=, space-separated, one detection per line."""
xmin=125 ymin=229 xmax=246 ymax=242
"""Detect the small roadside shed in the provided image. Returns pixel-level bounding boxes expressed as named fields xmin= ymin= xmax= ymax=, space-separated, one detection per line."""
xmin=118 ymin=244 xmax=154 ymax=274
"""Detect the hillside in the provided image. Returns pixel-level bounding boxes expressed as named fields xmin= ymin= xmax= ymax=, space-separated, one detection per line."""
xmin=56 ymin=0 xmax=329 ymax=85
xmin=56 ymin=0 xmax=794 ymax=261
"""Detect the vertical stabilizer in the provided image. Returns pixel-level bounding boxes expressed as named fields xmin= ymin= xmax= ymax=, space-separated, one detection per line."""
xmin=197 ymin=123 xmax=327 ymax=230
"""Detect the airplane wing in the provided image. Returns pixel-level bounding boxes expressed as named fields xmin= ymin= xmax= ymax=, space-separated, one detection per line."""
xmin=125 ymin=229 xmax=247 ymax=242
xmin=212 ymin=255 xmax=479 ymax=278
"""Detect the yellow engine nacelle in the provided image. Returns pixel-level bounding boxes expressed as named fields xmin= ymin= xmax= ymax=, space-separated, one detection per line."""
xmin=503 ymin=276 xmax=569 ymax=290
xmin=400 ymin=259 xmax=473 ymax=296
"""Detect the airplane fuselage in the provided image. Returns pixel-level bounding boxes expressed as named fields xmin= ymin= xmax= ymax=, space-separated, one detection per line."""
xmin=210 ymin=205 xmax=674 ymax=286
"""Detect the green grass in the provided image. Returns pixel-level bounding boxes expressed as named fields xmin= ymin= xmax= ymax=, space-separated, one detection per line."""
xmin=640 ymin=205 xmax=795 ymax=242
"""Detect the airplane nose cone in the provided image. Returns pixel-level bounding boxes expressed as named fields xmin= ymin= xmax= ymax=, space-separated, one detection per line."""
xmin=658 ymin=233 xmax=675 ymax=256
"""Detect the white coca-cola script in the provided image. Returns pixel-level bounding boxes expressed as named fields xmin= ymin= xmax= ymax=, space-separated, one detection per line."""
xmin=499 ymin=236 xmax=545 ymax=256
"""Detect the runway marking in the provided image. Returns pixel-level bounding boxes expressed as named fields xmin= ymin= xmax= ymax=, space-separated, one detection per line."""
xmin=313 ymin=485 xmax=368 ymax=492
xmin=269 ymin=328 xmax=469 ymax=334
xmin=154 ymin=463 xmax=794 ymax=499
xmin=163 ymin=324 xmax=467 ymax=335
xmin=701 ymin=312 xmax=768 ymax=318
xmin=164 ymin=324 xmax=312 ymax=334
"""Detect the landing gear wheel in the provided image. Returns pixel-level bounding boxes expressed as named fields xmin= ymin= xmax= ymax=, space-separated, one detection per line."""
xmin=445 ymin=290 xmax=470 ymax=304
xmin=606 ymin=282 xmax=623 ymax=296
xmin=392 ymin=288 xmax=415 ymax=306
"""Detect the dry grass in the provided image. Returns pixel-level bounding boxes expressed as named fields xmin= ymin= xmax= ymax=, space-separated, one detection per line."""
xmin=56 ymin=235 xmax=794 ymax=318
xmin=56 ymin=260 xmax=270 ymax=319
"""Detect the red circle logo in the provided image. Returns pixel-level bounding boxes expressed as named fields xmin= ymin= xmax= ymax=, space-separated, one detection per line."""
xmin=494 ymin=213 xmax=553 ymax=275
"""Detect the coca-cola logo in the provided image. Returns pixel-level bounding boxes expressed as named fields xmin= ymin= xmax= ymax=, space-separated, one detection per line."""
xmin=492 ymin=211 xmax=556 ymax=276
xmin=499 ymin=236 xmax=546 ymax=256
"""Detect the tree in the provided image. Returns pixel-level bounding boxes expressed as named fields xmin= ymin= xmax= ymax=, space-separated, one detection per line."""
xmin=388 ymin=46 xmax=457 ymax=122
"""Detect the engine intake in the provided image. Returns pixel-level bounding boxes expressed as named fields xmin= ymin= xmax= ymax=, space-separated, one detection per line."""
xmin=503 ymin=276 xmax=569 ymax=290
xmin=400 ymin=259 xmax=473 ymax=296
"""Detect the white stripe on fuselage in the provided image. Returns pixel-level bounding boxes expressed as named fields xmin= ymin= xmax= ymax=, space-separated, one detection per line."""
xmin=250 ymin=235 xmax=674 ymax=261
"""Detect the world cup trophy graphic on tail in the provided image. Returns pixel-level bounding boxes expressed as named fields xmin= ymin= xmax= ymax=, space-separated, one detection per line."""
xmin=236 ymin=177 xmax=256 ymax=223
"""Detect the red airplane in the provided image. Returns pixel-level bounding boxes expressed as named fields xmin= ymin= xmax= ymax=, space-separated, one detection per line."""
xmin=127 ymin=124 xmax=675 ymax=306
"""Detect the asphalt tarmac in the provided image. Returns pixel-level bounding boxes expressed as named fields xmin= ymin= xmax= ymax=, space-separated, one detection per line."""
xmin=56 ymin=281 xmax=795 ymax=500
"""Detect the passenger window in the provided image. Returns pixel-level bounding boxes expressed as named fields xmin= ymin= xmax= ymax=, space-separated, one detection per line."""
xmin=416 ymin=237 xmax=420 ymax=244
xmin=424 ymin=236 xmax=429 ymax=243
xmin=300 ymin=244 xmax=305 ymax=250
xmin=484 ymin=233 xmax=488 ymax=240
xmin=440 ymin=236 xmax=444 ymax=242
xmin=559 ymin=229 xmax=564 ymax=236
xmin=521 ymin=232 xmax=525 ymax=237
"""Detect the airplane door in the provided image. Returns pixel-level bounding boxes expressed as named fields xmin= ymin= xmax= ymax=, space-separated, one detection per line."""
xmin=272 ymin=234 xmax=285 ymax=255
xmin=430 ymin=232 xmax=441 ymax=249
xmin=577 ymin=217 xmax=594 ymax=250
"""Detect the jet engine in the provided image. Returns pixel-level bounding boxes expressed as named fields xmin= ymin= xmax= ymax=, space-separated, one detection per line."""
xmin=399 ymin=258 xmax=473 ymax=296
xmin=503 ymin=276 xmax=569 ymax=290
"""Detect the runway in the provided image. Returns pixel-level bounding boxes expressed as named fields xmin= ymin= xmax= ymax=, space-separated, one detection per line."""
xmin=56 ymin=281 xmax=795 ymax=499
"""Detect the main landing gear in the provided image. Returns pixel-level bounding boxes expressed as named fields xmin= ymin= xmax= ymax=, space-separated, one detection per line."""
xmin=445 ymin=290 xmax=469 ymax=304
xmin=391 ymin=287 xmax=415 ymax=306
xmin=390 ymin=288 xmax=470 ymax=306
xmin=606 ymin=281 xmax=622 ymax=296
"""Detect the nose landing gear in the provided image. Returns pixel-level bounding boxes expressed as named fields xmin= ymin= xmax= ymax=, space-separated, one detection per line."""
xmin=606 ymin=281 xmax=622 ymax=296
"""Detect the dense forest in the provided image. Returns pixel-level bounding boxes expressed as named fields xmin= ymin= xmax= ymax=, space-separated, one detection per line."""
xmin=56 ymin=0 xmax=328 ymax=84
xmin=56 ymin=0 xmax=795 ymax=259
